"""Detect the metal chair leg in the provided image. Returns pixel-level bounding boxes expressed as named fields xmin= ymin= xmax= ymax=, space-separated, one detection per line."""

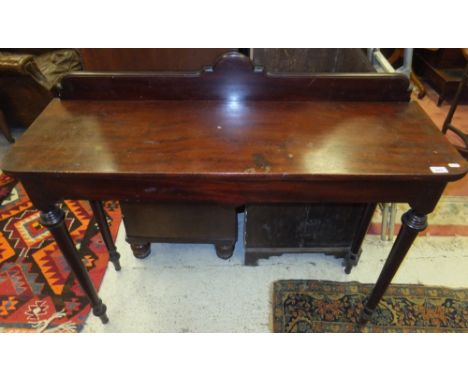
xmin=388 ymin=203 xmax=397 ymax=241
xmin=381 ymin=203 xmax=389 ymax=241
xmin=380 ymin=203 xmax=398 ymax=241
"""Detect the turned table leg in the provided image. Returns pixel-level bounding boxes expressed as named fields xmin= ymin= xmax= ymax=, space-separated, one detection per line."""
xmin=359 ymin=208 xmax=428 ymax=325
xmin=40 ymin=206 xmax=109 ymax=324
xmin=90 ymin=200 xmax=121 ymax=271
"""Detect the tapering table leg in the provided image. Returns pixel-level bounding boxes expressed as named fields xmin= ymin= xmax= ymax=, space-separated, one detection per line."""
xmin=359 ymin=208 xmax=428 ymax=325
xmin=40 ymin=206 xmax=109 ymax=324
xmin=90 ymin=200 xmax=121 ymax=271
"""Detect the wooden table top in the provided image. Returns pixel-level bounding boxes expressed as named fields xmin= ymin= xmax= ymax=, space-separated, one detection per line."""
xmin=2 ymin=98 xmax=467 ymax=182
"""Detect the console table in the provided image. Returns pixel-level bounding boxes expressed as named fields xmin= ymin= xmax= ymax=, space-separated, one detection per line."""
xmin=1 ymin=52 xmax=466 ymax=326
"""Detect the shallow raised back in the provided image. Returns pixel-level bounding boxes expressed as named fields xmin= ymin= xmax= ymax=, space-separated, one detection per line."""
xmin=60 ymin=52 xmax=410 ymax=102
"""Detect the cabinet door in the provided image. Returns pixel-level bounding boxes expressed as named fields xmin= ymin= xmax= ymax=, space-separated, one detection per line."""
xmin=245 ymin=204 xmax=367 ymax=248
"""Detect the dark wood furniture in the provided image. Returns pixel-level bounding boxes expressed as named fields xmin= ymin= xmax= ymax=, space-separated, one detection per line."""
xmin=2 ymin=52 xmax=466 ymax=327
xmin=121 ymin=49 xmax=380 ymax=267
xmin=246 ymin=49 xmax=378 ymax=272
xmin=79 ymin=48 xmax=240 ymax=259
xmin=414 ymin=48 xmax=468 ymax=106
xmin=244 ymin=203 xmax=375 ymax=273
xmin=121 ymin=202 xmax=237 ymax=259
xmin=79 ymin=48 xmax=237 ymax=71
xmin=63 ymin=48 xmax=403 ymax=265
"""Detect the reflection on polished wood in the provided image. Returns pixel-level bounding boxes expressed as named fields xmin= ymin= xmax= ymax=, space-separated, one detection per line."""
xmin=60 ymin=51 xmax=410 ymax=102
xmin=2 ymin=52 xmax=467 ymax=327
xmin=5 ymin=100 xmax=465 ymax=180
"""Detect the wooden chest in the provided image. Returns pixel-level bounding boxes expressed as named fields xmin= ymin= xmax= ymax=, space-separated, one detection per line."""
xmin=120 ymin=202 xmax=238 ymax=259
xmin=244 ymin=203 xmax=375 ymax=272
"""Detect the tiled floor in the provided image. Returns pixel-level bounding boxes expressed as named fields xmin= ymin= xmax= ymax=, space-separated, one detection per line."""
xmin=1 ymin=84 xmax=467 ymax=332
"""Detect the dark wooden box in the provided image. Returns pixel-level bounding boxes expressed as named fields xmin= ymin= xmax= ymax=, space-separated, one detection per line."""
xmin=120 ymin=202 xmax=237 ymax=259
xmin=244 ymin=203 xmax=375 ymax=272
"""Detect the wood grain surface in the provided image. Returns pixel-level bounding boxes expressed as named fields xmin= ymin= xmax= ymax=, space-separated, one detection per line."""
xmin=2 ymin=98 xmax=466 ymax=181
xmin=59 ymin=52 xmax=410 ymax=102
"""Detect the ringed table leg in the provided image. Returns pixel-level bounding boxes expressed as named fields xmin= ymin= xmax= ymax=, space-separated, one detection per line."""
xmin=40 ymin=206 xmax=109 ymax=324
xmin=359 ymin=208 xmax=428 ymax=325
xmin=90 ymin=200 xmax=121 ymax=271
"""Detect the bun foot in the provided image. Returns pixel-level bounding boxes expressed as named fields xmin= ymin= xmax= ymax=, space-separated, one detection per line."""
xmin=215 ymin=242 xmax=234 ymax=259
xmin=130 ymin=242 xmax=151 ymax=259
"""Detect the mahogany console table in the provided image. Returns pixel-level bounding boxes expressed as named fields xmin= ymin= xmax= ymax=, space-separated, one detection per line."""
xmin=2 ymin=52 xmax=467 ymax=326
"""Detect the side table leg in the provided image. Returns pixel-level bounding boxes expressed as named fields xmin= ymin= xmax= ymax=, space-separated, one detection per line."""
xmin=40 ymin=206 xmax=109 ymax=324
xmin=90 ymin=201 xmax=121 ymax=271
xmin=359 ymin=208 xmax=427 ymax=325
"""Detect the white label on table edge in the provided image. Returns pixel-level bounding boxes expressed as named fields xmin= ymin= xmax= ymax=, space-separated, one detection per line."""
xmin=430 ymin=166 xmax=449 ymax=173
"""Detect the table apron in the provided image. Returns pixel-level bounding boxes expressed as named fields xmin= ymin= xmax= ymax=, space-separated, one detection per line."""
xmin=19 ymin=175 xmax=447 ymax=210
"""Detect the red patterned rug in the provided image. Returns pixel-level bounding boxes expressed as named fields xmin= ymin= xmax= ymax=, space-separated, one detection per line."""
xmin=0 ymin=173 xmax=121 ymax=332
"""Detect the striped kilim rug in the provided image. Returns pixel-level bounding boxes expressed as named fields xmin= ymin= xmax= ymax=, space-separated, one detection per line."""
xmin=273 ymin=280 xmax=468 ymax=333
xmin=0 ymin=174 xmax=121 ymax=332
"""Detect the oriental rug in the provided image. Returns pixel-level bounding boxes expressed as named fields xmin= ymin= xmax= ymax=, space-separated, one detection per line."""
xmin=273 ymin=280 xmax=468 ymax=332
xmin=0 ymin=174 xmax=121 ymax=332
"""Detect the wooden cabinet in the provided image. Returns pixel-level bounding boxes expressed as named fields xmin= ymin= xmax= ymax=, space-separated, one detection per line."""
xmin=244 ymin=203 xmax=376 ymax=273
xmin=121 ymin=202 xmax=237 ymax=259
